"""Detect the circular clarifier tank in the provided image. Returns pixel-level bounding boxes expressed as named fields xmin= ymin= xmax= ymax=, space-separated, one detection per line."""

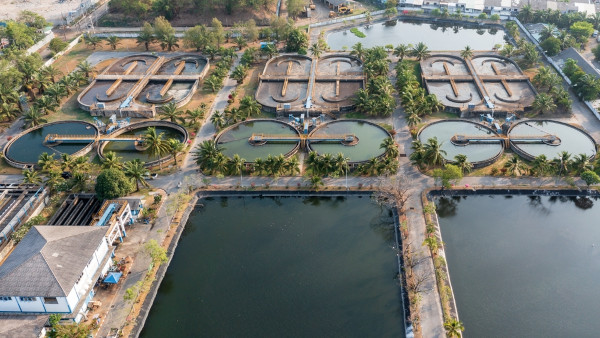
xmin=308 ymin=120 xmax=390 ymax=163
xmin=3 ymin=121 xmax=98 ymax=167
xmin=99 ymin=121 xmax=188 ymax=164
xmin=418 ymin=120 xmax=504 ymax=166
xmin=508 ymin=120 xmax=596 ymax=160
xmin=215 ymin=120 xmax=300 ymax=161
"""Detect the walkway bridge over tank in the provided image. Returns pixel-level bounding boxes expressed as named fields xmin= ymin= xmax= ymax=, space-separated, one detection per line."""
xmin=248 ymin=133 xmax=358 ymax=148
xmin=44 ymin=134 xmax=143 ymax=145
xmin=451 ymin=134 xmax=561 ymax=147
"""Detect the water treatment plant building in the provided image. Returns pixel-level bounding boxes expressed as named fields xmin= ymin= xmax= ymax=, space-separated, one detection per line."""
xmin=421 ymin=53 xmax=536 ymax=114
xmin=78 ymin=54 xmax=209 ymax=118
xmin=256 ymin=54 xmax=365 ymax=116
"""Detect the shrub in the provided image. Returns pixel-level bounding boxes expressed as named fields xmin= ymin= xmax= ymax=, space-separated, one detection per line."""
xmin=49 ymin=37 xmax=67 ymax=54
xmin=349 ymin=27 xmax=366 ymax=38
xmin=95 ymin=168 xmax=133 ymax=200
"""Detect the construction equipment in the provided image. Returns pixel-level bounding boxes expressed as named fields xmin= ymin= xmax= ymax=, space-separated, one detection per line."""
xmin=309 ymin=2 xmax=316 ymax=10
xmin=338 ymin=5 xmax=353 ymax=14
xmin=329 ymin=11 xmax=336 ymax=18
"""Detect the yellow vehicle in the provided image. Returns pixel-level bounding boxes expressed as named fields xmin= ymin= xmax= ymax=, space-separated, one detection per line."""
xmin=338 ymin=5 xmax=353 ymax=15
xmin=329 ymin=10 xmax=336 ymax=18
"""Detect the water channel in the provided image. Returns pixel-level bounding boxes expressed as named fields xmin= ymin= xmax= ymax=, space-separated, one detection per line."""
xmin=435 ymin=194 xmax=600 ymax=337
xmin=327 ymin=20 xmax=506 ymax=51
xmin=140 ymin=195 xmax=405 ymax=337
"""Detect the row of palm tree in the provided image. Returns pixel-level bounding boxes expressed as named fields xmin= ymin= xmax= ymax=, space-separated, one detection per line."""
xmin=158 ymin=102 xmax=206 ymax=128
xmin=210 ymin=95 xmax=262 ymax=130
xmin=253 ymin=155 xmax=300 ymax=177
xmin=203 ymin=56 xmax=235 ymax=93
xmin=306 ymin=151 xmax=349 ymax=177
xmin=352 ymin=46 xmax=396 ymax=117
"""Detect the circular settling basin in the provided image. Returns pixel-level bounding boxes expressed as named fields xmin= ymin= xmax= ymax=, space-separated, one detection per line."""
xmin=216 ymin=120 xmax=300 ymax=161
xmin=309 ymin=120 xmax=388 ymax=162
xmin=6 ymin=121 xmax=98 ymax=165
xmin=102 ymin=126 xmax=185 ymax=162
xmin=418 ymin=120 xmax=503 ymax=164
xmin=509 ymin=120 xmax=596 ymax=159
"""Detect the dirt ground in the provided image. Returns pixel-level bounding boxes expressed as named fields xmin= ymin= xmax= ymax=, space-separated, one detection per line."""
xmin=100 ymin=3 xmax=277 ymax=27
xmin=0 ymin=0 xmax=89 ymax=22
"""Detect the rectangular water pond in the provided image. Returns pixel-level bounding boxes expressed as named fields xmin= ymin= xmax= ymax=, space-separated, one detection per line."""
xmin=435 ymin=195 xmax=600 ymax=337
xmin=140 ymin=195 xmax=405 ymax=337
xmin=327 ymin=20 xmax=506 ymax=51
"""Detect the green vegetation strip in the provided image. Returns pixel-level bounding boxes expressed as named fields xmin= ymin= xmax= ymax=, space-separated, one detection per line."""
xmin=350 ymin=28 xmax=366 ymax=38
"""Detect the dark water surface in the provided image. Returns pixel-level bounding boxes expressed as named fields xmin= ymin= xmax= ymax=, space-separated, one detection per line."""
xmin=436 ymin=195 xmax=600 ymax=337
xmin=140 ymin=196 xmax=404 ymax=338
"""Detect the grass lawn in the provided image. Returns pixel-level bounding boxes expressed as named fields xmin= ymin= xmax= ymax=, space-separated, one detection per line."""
xmin=49 ymin=91 xmax=94 ymax=123
xmin=430 ymin=111 xmax=459 ymax=119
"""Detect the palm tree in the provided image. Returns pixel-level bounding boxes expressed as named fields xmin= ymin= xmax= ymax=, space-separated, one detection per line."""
xmin=532 ymin=93 xmax=556 ymax=114
xmin=444 ymin=318 xmax=464 ymax=338
xmin=23 ymin=108 xmax=47 ymax=129
xmin=0 ymin=85 xmax=20 ymax=106
xmin=504 ymin=156 xmax=526 ymax=176
xmin=210 ymin=111 xmax=226 ymax=130
xmin=124 ymin=159 xmax=149 ymax=191
xmin=60 ymin=153 xmax=74 ymax=172
xmin=285 ymin=156 xmax=300 ymax=175
xmin=167 ymin=138 xmax=185 ymax=165
xmin=44 ymin=83 xmax=67 ymax=105
xmin=159 ymin=102 xmax=184 ymax=123
xmin=500 ymin=44 xmax=516 ymax=58
xmin=539 ymin=23 xmax=557 ymax=41
xmin=84 ymin=35 xmax=102 ymax=49
xmin=572 ymin=153 xmax=592 ymax=174
xmin=553 ymin=151 xmax=572 ymax=176
xmin=454 ymin=154 xmax=473 ymax=174
xmin=105 ymin=36 xmax=121 ymax=50
xmin=229 ymin=154 xmax=245 ymax=185
xmin=333 ymin=152 xmax=349 ymax=176
xmin=102 ymin=151 xmax=123 ymax=169
xmin=412 ymin=42 xmax=431 ymax=61
xmin=309 ymin=43 xmax=323 ymax=58
xmin=59 ymin=75 xmax=79 ymax=95
xmin=309 ymin=175 xmax=323 ymax=190
xmin=405 ymin=112 xmax=421 ymax=129
xmin=42 ymin=66 xmax=62 ymax=84
xmin=34 ymin=95 xmax=59 ymax=115
xmin=231 ymin=65 xmax=248 ymax=84
xmin=531 ymin=154 xmax=552 ymax=176
xmin=350 ymin=42 xmax=366 ymax=61
xmin=380 ymin=137 xmax=399 ymax=159
xmin=70 ymin=71 xmax=88 ymax=87
xmin=204 ymin=76 xmax=221 ymax=93
xmin=77 ymin=61 xmax=95 ymax=79
xmin=234 ymin=36 xmax=247 ymax=50
xmin=71 ymin=172 xmax=88 ymax=192
xmin=22 ymin=168 xmax=41 ymax=184
xmin=143 ymin=127 xmax=169 ymax=160
xmin=239 ymin=95 xmax=261 ymax=118
xmin=38 ymin=153 xmax=56 ymax=172
xmin=423 ymin=137 xmax=447 ymax=167
xmin=34 ymin=71 xmax=52 ymax=95
xmin=460 ymin=45 xmax=474 ymax=59
xmin=422 ymin=236 xmax=439 ymax=254
xmin=137 ymin=23 xmax=156 ymax=51
xmin=186 ymin=107 xmax=205 ymax=127
xmin=161 ymin=34 xmax=180 ymax=51
xmin=0 ymin=102 xmax=20 ymax=122
xmin=193 ymin=140 xmax=222 ymax=172
xmin=393 ymin=44 xmax=411 ymax=61
xmin=410 ymin=140 xmax=425 ymax=167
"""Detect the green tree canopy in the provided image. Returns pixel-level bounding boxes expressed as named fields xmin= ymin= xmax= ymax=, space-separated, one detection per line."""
xmin=95 ymin=168 xmax=133 ymax=200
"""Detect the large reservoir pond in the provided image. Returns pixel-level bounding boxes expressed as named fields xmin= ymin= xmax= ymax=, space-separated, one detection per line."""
xmin=140 ymin=196 xmax=404 ymax=337
xmin=436 ymin=194 xmax=600 ymax=337
xmin=327 ymin=21 xmax=506 ymax=51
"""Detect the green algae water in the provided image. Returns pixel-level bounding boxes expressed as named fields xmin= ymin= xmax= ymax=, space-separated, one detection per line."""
xmin=436 ymin=194 xmax=600 ymax=337
xmin=140 ymin=196 xmax=405 ymax=337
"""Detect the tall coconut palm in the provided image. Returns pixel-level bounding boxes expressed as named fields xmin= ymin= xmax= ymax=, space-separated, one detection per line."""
xmin=167 ymin=138 xmax=185 ymax=165
xmin=193 ymin=140 xmax=222 ymax=171
xmin=160 ymin=34 xmax=179 ymax=51
xmin=105 ymin=36 xmax=121 ymax=50
xmin=454 ymin=154 xmax=473 ymax=174
xmin=350 ymin=42 xmax=366 ymax=61
xmin=124 ymin=159 xmax=149 ymax=191
xmin=405 ymin=112 xmax=421 ymax=129
xmin=532 ymin=93 xmax=556 ymax=114
xmin=410 ymin=140 xmax=426 ymax=167
xmin=532 ymin=154 xmax=552 ymax=176
xmin=77 ymin=61 xmax=95 ymax=79
xmin=143 ymin=127 xmax=169 ymax=160
xmin=0 ymin=102 xmax=20 ymax=122
xmin=22 ymin=168 xmax=41 ymax=184
xmin=412 ymin=42 xmax=431 ymax=61
xmin=210 ymin=111 xmax=226 ymax=130
xmin=444 ymin=318 xmax=465 ymax=338
xmin=573 ymin=153 xmax=593 ymax=174
xmin=380 ymin=137 xmax=399 ymax=159
xmin=23 ymin=108 xmax=47 ymax=129
xmin=423 ymin=137 xmax=447 ymax=167
xmin=460 ymin=45 xmax=474 ymax=59
xmin=553 ymin=151 xmax=572 ymax=176
xmin=309 ymin=43 xmax=323 ymax=58
xmin=229 ymin=154 xmax=245 ymax=185
xmin=504 ymin=156 xmax=526 ymax=176
xmin=239 ymin=95 xmax=261 ymax=118
xmin=102 ymin=151 xmax=123 ymax=169
xmin=393 ymin=44 xmax=411 ymax=61
xmin=137 ymin=22 xmax=156 ymax=51
xmin=84 ymin=35 xmax=102 ymax=49
xmin=37 ymin=153 xmax=56 ymax=172
xmin=159 ymin=102 xmax=184 ymax=123
xmin=285 ymin=156 xmax=300 ymax=176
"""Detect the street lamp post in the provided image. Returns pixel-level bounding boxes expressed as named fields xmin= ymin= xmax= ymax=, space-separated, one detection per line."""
xmin=345 ymin=163 xmax=348 ymax=191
